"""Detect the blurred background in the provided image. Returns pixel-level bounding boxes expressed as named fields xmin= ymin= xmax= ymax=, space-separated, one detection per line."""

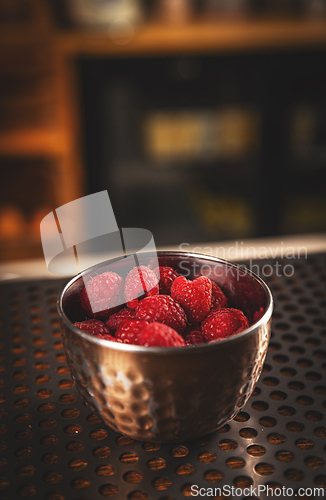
xmin=1 ymin=0 xmax=326 ymax=261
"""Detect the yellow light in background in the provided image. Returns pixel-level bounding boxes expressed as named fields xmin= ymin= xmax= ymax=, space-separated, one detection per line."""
xmin=144 ymin=107 xmax=259 ymax=163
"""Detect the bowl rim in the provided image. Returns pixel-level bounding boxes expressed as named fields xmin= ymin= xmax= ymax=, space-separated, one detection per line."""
xmin=57 ymin=251 xmax=273 ymax=353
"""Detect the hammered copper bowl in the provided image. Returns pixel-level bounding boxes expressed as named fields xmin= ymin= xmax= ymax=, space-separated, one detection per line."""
xmin=57 ymin=251 xmax=273 ymax=443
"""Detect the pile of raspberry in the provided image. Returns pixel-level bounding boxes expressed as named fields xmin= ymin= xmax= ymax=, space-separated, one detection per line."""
xmin=74 ymin=265 xmax=260 ymax=348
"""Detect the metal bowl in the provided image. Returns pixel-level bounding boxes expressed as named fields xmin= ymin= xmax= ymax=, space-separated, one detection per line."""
xmin=57 ymin=251 xmax=273 ymax=443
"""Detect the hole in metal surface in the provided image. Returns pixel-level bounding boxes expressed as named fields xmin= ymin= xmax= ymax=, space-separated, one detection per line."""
xmin=239 ymin=428 xmax=258 ymax=439
xmin=233 ymin=476 xmax=253 ymax=487
xmin=147 ymin=458 xmax=166 ymax=470
xmin=225 ymin=457 xmax=245 ymax=469
xmin=218 ymin=440 xmax=238 ymax=451
xmin=314 ymin=385 xmax=326 ymax=395
xmin=314 ymin=475 xmax=326 ymax=487
xmin=175 ymin=464 xmax=195 ymax=476
xmin=69 ymin=459 xmax=88 ymax=471
xmin=286 ymin=421 xmax=305 ymax=433
xmin=142 ymin=442 xmax=161 ymax=452
xmin=288 ymin=381 xmax=305 ymax=391
xmin=38 ymin=419 xmax=56 ymax=430
xmin=280 ymin=368 xmax=296 ymax=377
xmin=216 ymin=424 xmax=230 ymax=433
xmin=251 ymin=401 xmax=269 ymax=411
xmin=64 ymin=424 xmax=82 ymax=435
xmin=61 ymin=409 xmax=79 ymax=419
xmin=247 ymin=445 xmax=266 ymax=457
xmin=263 ymin=377 xmax=279 ymax=387
xmin=37 ymin=403 xmax=55 ymax=414
xmin=296 ymin=395 xmax=314 ymax=406
xmin=14 ymin=414 xmax=32 ymax=424
xmin=267 ymin=433 xmax=286 ymax=445
xmin=170 ymin=445 xmax=188 ymax=457
xmin=314 ymin=427 xmax=326 ymax=438
xmin=96 ymin=465 xmax=115 ymax=477
xmin=151 ymin=477 xmax=172 ymax=490
xmin=278 ymin=405 xmax=296 ymax=416
xmin=259 ymin=417 xmax=277 ymax=427
xmin=71 ymin=478 xmax=91 ymax=489
xmin=304 ymin=456 xmax=325 ymax=469
xmin=198 ymin=452 xmax=217 ymax=463
xmin=120 ymin=452 xmax=139 ymax=464
xmin=43 ymin=471 xmax=63 ymax=484
xmin=284 ymin=468 xmax=305 ymax=481
xmin=17 ymin=484 xmax=37 ymax=497
xmin=59 ymin=394 xmax=77 ymax=404
xmin=92 ymin=446 xmax=111 ymax=458
xmin=254 ymin=463 xmax=275 ymax=476
xmin=295 ymin=438 xmax=314 ymax=450
xmin=127 ymin=491 xmax=148 ymax=500
xmin=15 ymin=447 xmax=34 ymax=458
xmin=275 ymin=450 xmax=295 ymax=462
xmin=203 ymin=470 xmax=224 ymax=483
xmin=306 ymin=411 xmax=323 ymax=422
xmin=116 ymin=436 xmax=134 ymax=446
xmin=16 ymin=465 xmax=36 ymax=477
xmin=270 ymin=391 xmax=287 ymax=401
xmin=66 ymin=441 xmax=85 ymax=453
xmin=234 ymin=411 xmax=250 ymax=421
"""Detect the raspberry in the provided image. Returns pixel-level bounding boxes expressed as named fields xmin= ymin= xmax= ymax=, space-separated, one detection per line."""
xmin=202 ymin=307 xmax=249 ymax=342
xmin=116 ymin=319 xmax=149 ymax=345
xmin=253 ymin=307 xmax=264 ymax=324
xmin=135 ymin=322 xmax=185 ymax=347
xmin=211 ymin=281 xmax=228 ymax=309
xmin=124 ymin=265 xmax=159 ymax=309
xmin=95 ymin=332 xmax=120 ymax=342
xmin=80 ymin=271 xmax=123 ymax=321
xmin=135 ymin=295 xmax=187 ymax=333
xmin=106 ymin=307 xmax=136 ymax=334
xmin=154 ymin=266 xmax=179 ymax=295
xmin=230 ymin=277 xmax=266 ymax=323
xmin=171 ymin=276 xmax=212 ymax=323
xmin=74 ymin=319 xmax=118 ymax=341
xmin=183 ymin=325 xmax=206 ymax=346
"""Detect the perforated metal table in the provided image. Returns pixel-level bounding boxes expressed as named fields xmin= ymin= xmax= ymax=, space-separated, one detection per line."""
xmin=0 ymin=254 xmax=325 ymax=500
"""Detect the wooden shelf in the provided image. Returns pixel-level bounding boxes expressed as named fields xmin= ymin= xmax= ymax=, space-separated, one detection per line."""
xmin=0 ymin=128 xmax=69 ymax=156
xmin=55 ymin=18 xmax=326 ymax=57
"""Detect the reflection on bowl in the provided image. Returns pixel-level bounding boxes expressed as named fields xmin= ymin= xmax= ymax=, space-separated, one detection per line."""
xmin=57 ymin=251 xmax=273 ymax=443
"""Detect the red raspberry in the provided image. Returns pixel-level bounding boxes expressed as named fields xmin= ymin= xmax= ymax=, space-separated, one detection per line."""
xmin=95 ymin=332 xmax=120 ymax=342
xmin=116 ymin=318 xmax=149 ymax=344
xmin=183 ymin=325 xmax=206 ymax=346
xmin=74 ymin=319 xmax=118 ymax=341
xmin=135 ymin=295 xmax=187 ymax=333
xmin=211 ymin=281 xmax=228 ymax=309
xmin=106 ymin=307 xmax=136 ymax=334
xmin=230 ymin=277 xmax=266 ymax=323
xmin=124 ymin=265 xmax=159 ymax=309
xmin=171 ymin=276 xmax=212 ymax=323
xmin=201 ymin=307 xmax=249 ymax=342
xmin=253 ymin=307 xmax=264 ymax=324
xmin=80 ymin=271 xmax=123 ymax=321
xmin=154 ymin=266 xmax=179 ymax=295
xmin=135 ymin=322 xmax=185 ymax=347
